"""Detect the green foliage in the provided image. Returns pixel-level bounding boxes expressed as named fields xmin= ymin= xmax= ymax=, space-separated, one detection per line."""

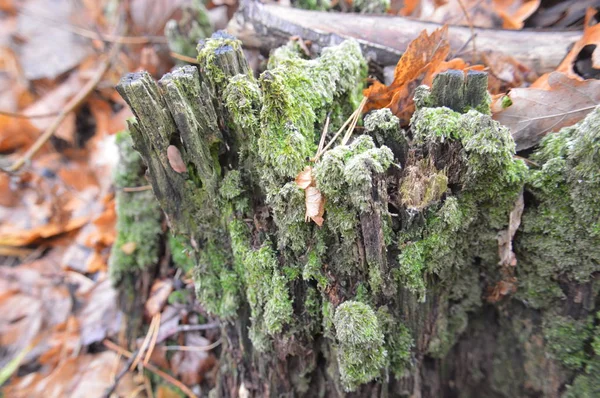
xmin=334 ymin=301 xmax=387 ymax=391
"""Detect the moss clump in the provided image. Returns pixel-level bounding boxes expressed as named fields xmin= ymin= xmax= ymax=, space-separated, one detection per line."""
xmin=334 ymin=301 xmax=387 ymax=391
xmin=243 ymin=243 xmax=294 ymax=350
xmin=543 ymin=314 xmax=593 ymax=370
xmin=257 ymin=40 xmax=366 ymax=182
xmin=219 ymin=170 xmax=243 ymax=200
xmin=377 ymin=307 xmax=414 ymax=377
xmin=396 ymin=104 xmax=526 ymax=300
xmin=194 ymin=239 xmax=240 ymax=319
xmin=517 ymin=108 xmax=600 ymax=301
xmin=109 ymin=132 xmax=163 ymax=284
xmin=168 ymin=233 xmax=195 ymax=273
xmin=314 ymin=135 xmax=393 ymax=212
xmin=197 ymin=31 xmax=248 ymax=90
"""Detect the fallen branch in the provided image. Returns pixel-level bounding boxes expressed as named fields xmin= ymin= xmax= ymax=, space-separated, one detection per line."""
xmin=7 ymin=38 xmax=122 ymax=172
xmin=228 ymin=0 xmax=581 ymax=73
xmin=103 ymin=339 xmax=197 ymax=398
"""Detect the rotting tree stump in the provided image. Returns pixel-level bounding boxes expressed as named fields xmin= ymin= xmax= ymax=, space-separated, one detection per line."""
xmin=116 ymin=31 xmax=600 ymax=397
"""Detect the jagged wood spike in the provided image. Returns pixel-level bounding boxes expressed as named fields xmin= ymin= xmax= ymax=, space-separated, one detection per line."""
xmin=116 ymin=71 xmax=197 ymax=236
xmin=429 ymin=70 xmax=489 ymax=113
xmin=159 ymin=65 xmax=220 ymax=199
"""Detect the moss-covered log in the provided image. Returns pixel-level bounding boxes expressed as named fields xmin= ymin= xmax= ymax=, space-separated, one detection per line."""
xmin=116 ymin=32 xmax=600 ymax=397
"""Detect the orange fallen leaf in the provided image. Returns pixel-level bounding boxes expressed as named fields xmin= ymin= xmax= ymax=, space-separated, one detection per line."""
xmin=534 ymin=7 xmax=600 ymax=85
xmin=363 ymin=26 xmax=478 ymax=124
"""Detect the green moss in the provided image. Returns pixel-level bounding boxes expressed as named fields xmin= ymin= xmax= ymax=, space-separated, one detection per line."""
xmin=257 ymin=40 xmax=366 ymax=181
xmin=517 ymin=108 xmax=600 ymax=309
xmin=334 ymin=301 xmax=387 ymax=391
xmin=314 ymin=135 xmax=393 ymax=212
xmin=302 ymin=250 xmax=328 ymax=290
xmin=197 ymin=31 xmax=247 ymax=90
xmin=244 ymin=243 xmax=294 ymax=350
xmin=109 ymin=132 xmax=163 ymax=285
xmin=169 ymin=233 xmax=195 ymax=273
xmin=377 ymin=307 xmax=414 ymax=378
xmin=219 ymin=170 xmax=243 ymax=200
xmin=194 ymin=239 xmax=240 ymax=318
xmin=543 ymin=314 xmax=593 ymax=370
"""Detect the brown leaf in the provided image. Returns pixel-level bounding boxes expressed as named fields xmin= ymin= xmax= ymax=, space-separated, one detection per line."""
xmin=145 ymin=279 xmax=174 ymax=317
xmin=551 ymin=8 xmax=600 ymax=80
xmin=305 ymin=186 xmax=325 ymax=227
xmin=492 ymin=72 xmax=600 ymax=150
xmin=167 ymin=145 xmax=187 ymax=173
xmin=401 ymin=0 xmax=540 ymax=30
xmin=170 ymin=334 xmax=217 ymax=386
xmin=295 ymin=166 xmax=313 ymax=189
xmin=120 ymin=241 xmax=137 ymax=255
xmin=363 ymin=26 xmax=478 ymax=124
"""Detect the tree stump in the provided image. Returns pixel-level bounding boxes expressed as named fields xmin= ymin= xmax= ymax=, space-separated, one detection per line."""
xmin=116 ymin=32 xmax=600 ymax=397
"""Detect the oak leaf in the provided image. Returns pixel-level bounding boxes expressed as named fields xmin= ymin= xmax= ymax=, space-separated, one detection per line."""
xmin=363 ymin=26 xmax=480 ymax=124
xmin=492 ymin=72 xmax=600 ymax=150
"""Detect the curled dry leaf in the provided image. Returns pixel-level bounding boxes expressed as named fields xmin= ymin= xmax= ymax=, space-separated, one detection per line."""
xmin=145 ymin=279 xmax=174 ymax=317
xmin=295 ymin=166 xmax=325 ymax=226
xmin=295 ymin=166 xmax=313 ymax=190
xmin=167 ymin=145 xmax=187 ymax=173
xmin=305 ymin=186 xmax=325 ymax=227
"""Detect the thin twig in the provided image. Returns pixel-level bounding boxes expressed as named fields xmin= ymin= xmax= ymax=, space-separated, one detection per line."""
xmin=103 ymin=340 xmax=197 ymax=398
xmin=130 ymin=314 xmax=158 ymax=371
xmin=7 ymin=38 xmax=122 ymax=172
xmin=18 ymin=8 xmax=167 ymax=44
xmin=456 ymin=0 xmax=477 ymax=62
xmin=143 ymin=313 xmax=161 ymax=366
xmin=341 ymin=97 xmax=367 ymax=146
xmin=170 ymin=52 xmax=199 ymax=64
xmin=0 ymin=110 xmax=61 ymax=119
xmin=122 ymin=185 xmax=152 ymax=192
xmin=318 ymin=102 xmax=363 ymax=156
xmin=163 ymin=339 xmax=222 ymax=352
xmin=313 ymin=113 xmax=331 ymax=161
xmin=170 ymin=322 xmax=221 ymax=334
xmin=104 ymin=348 xmax=140 ymax=398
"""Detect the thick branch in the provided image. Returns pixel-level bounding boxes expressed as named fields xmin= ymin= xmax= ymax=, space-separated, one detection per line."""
xmin=228 ymin=0 xmax=580 ymax=73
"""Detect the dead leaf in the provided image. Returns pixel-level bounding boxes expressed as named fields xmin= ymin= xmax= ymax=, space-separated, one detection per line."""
xmin=145 ymin=279 xmax=174 ymax=317
xmin=170 ymin=334 xmax=217 ymax=386
xmin=120 ymin=241 xmax=137 ymax=254
xmin=295 ymin=166 xmax=313 ymax=189
xmin=4 ymin=352 xmax=138 ymax=398
xmin=363 ymin=26 xmax=479 ymax=124
xmin=492 ymin=72 xmax=600 ymax=150
xmin=167 ymin=145 xmax=187 ymax=173
xmin=401 ymin=0 xmax=540 ymax=30
xmin=497 ymin=192 xmax=524 ymax=267
xmin=553 ymin=8 xmax=600 ymax=80
xmin=305 ymin=186 xmax=325 ymax=227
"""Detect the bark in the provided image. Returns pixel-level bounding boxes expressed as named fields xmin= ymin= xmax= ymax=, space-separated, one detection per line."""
xmin=116 ymin=32 xmax=600 ymax=397
xmin=227 ymin=0 xmax=581 ymax=74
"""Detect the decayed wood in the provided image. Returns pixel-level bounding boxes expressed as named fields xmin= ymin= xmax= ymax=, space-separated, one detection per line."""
xmin=228 ymin=0 xmax=580 ymax=73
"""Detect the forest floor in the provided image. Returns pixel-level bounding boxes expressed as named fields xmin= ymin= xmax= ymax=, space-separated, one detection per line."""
xmin=0 ymin=0 xmax=598 ymax=396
